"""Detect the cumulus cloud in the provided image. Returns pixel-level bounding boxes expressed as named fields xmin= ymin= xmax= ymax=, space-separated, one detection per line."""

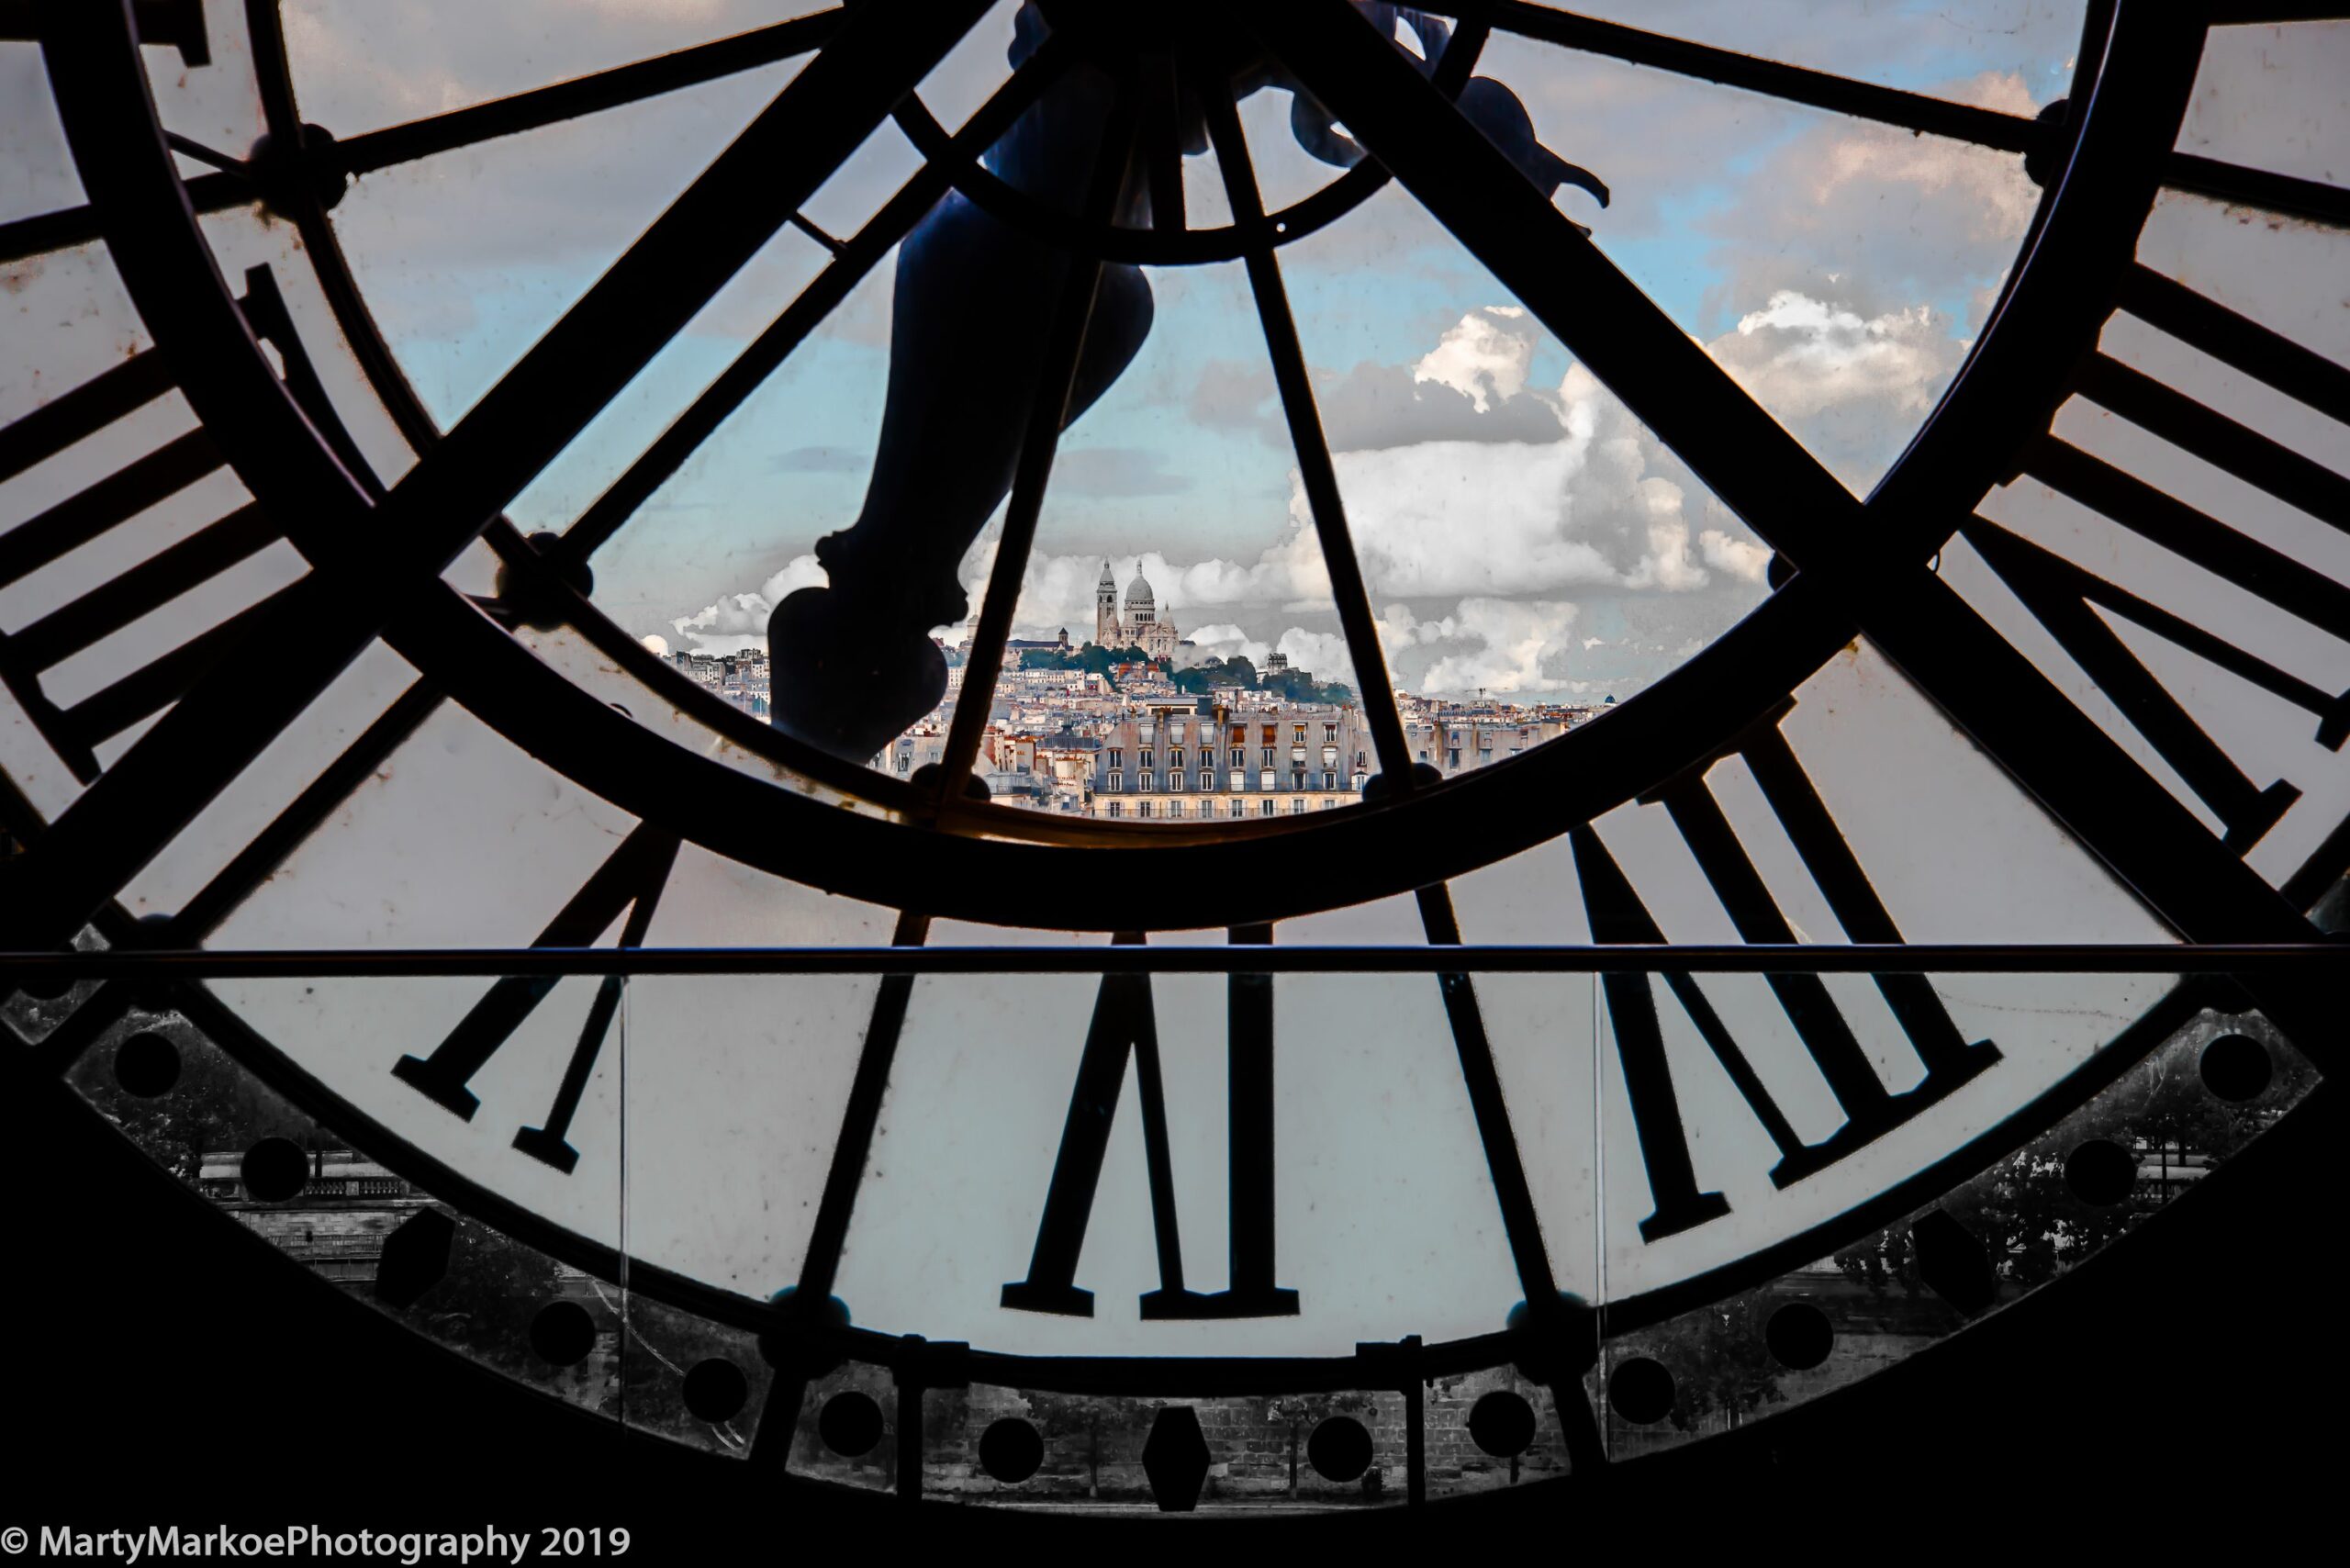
xmin=1371 ymin=599 xmax=1583 ymax=694
xmin=669 ymin=553 xmax=826 ymax=655
xmin=1701 ymin=70 xmax=2043 ymax=325
xmin=677 ymin=307 xmax=1777 ymax=683
xmin=1706 ymin=291 xmax=1970 ymax=487
xmin=1160 ymin=602 xmax=1590 ymax=698
xmin=1413 ymin=306 xmax=1534 ymax=410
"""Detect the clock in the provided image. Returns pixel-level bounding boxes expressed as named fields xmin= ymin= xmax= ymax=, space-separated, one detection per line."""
xmin=0 ymin=0 xmax=2341 ymax=1527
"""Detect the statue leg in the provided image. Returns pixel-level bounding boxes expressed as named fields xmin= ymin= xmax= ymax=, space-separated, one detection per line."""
xmin=768 ymin=185 xmax=1155 ymax=761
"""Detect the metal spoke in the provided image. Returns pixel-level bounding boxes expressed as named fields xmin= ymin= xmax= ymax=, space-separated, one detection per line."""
xmin=325 ymin=9 xmax=845 ymax=178
xmin=1424 ymin=0 xmax=2042 ymax=152
xmin=164 ymin=680 xmax=447 ymax=944
xmin=1142 ymin=55 xmax=1188 ymax=233
xmin=1414 ymin=880 xmax=1606 ymax=1470
xmin=162 ymin=131 xmax=246 ymax=174
xmin=750 ymin=908 xmax=928 ymax=1463
xmin=0 ymin=169 xmax=250 ymax=266
xmin=558 ymin=39 xmax=1073 ymax=563
xmin=1200 ymin=80 xmax=1416 ymax=784
xmin=1254 ymin=1 xmax=2340 ymax=1053
xmin=1249 ymin=2 xmax=1856 ymax=572
xmin=6 ymin=0 xmax=993 ymax=953
xmin=932 ymin=102 xmax=1140 ymax=805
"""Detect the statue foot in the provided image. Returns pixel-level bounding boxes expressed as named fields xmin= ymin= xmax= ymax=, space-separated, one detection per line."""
xmin=767 ymin=586 xmax=947 ymax=762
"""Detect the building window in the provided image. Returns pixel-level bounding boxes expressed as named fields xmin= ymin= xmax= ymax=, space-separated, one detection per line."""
xmin=1259 ymin=769 xmax=1276 ymax=791
xmin=1448 ymin=748 xmax=1461 ymax=767
xmin=1230 ymin=726 xmax=1245 ymax=745
xmin=1166 ymin=799 xmax=1184 ymax=819
xmin=1229 ymin=801 xmax=1245 ymax=818
xmin=1356 ymin=750 xmax=1368 ymax=768
xmin=1229 ymin=747 xmax=1244 ymax=767
xmin=1139 ymin=772 xmax=1154 ymax=791
xmin=1293 ymin=724 xmax=1306 ymax=743
xmin=1200 ymin=770 xmax=1214 ymax=791
xmin=1108 ymin=748 xmax=1124 ymax=769
xmin=1352 ymin=771 xmax=1368 ymax=790
xmin=1291 ymin=798 xmax=1306 ymax=813
xmin=1230 ymin=771 xmax=1247 ymax=791
xmin=1291 ymin=769 xmax=1305 ymax=790
xmin=1169 ymin=772 xmax=1184 ymax=791
xmin=1107 ymin=801 xmax=1122 ymax=819
xmin=895 ymin=752 xmax=910 ymax=772
xmin=1261 ymin=725 xmax=1277 ymax=745
xmin=1138 ymin=801 xmax=1152 ymax=819
xmin=1324 ymin=724 xmax=1337 ymax=742
xmin=1260 ymin=800 xmax=1276 ymax=817
xmin=1139 ymin=750 xmax=1154 ymax=768
xmin=1322 ymin=771 xmax=1336 ymax=790
xmin=1321 ymin=799 xmax=1336 ymax=810
xmin=1322 ymin=745 xmax=1337 ymax=767
xmin=1170 ymin=747 xmax=1185 ymax=767
xmin=1108 ymin=771 xmax=1122 ymax=791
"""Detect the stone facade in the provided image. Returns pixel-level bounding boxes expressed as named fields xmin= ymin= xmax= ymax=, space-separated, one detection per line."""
xmin=1095 ymin=561 xmax=1181 ymax=661
xmin=1090 ymin=700 xmax=1374 ymax=820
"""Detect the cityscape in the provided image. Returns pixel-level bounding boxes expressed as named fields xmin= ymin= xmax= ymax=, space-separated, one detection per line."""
xmin=655 ymin=560 xmax=1610 ymax=815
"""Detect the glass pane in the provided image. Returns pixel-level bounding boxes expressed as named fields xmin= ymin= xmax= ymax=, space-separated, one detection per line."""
xmin=1595 ymin=982 xmax=2318 ymax=1456
xmin=52 ymin=980 xmax=622 ymax=1422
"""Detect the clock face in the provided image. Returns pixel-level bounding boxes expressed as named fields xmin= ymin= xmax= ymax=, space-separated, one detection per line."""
xmin=1 ymin=0 xmax=2341 ymax=1510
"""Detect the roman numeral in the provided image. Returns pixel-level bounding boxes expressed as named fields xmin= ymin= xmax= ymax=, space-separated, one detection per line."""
xmin=0 ymin=2 xmax=211 ymax=66
xmin=0 ymin=267 xmax=343 ymax=781
xmin=1965 ymin=518 xmax=2339 ymax=848
xmin=391 ymin=825 xmax=679 ymax=1173
xmin=1578 ymin=702 xmax=2000 ymax=1242
xmin=1002 ymin=931 xmax=1298 ymax=1319
xmin=1961 ymin=270 xmax=2350 ymax=858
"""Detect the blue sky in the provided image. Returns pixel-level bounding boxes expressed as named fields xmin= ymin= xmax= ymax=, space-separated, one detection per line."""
xmin=292 ymin=0 xmax=2091 ymax=699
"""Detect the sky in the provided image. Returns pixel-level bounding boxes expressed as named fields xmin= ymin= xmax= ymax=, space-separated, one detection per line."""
xmin=279 ymin=0 xmax=2097 ymax=702
xmin=0 ymin=0 xmax=2344 ymax=1358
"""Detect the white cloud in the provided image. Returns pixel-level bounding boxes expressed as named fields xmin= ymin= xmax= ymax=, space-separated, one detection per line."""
xmin=1698 ymin=529 xmax=1771 ymax=583
xmin=1387 ymin=599 xmax=1584 ymax=694
xmin=1412 ymin=305 xmax=1535 ymax=411
xmin=1716 ymin=292 xmax=1963 ymax=422
xmin=668 ymin=553 xmax=826 ymax=654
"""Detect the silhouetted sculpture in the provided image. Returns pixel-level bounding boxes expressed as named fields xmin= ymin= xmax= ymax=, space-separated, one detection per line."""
xmin=768 ymin=5 xmax=1606 ymax=761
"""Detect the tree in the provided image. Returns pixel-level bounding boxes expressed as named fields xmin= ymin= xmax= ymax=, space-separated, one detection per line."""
xmin=422 ymin=1218 xmax=576 ymax=1388
xmin=1265 ymin=1389 xmax=1375 ymax=1497
xmin=606 ymin=1298 xmax=760 ymax=1450
xmin=1834 ymin=1013 xmax=2315 ymax=1299
xmin=85 ymin=1022 xmax=322 ymax=1182
xmin=1024 ymin=1391 xmax=1159 ymax=1497
xmin=1620 ymin=1292 xmax=1785 ymax=1433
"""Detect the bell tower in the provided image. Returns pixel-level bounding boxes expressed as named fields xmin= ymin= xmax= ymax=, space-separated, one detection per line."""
xmin=1095 ymin=560 xmax=1118 ymax=646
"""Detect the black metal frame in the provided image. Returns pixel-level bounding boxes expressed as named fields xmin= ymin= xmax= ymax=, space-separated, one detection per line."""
xmin=0 ymin=955 xmax=2266 ymax=1434
xmin=17 ymin=0 xmax=2326 ymax=940
xmin=4 ymin=0 xmax=2344 ymax=1513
